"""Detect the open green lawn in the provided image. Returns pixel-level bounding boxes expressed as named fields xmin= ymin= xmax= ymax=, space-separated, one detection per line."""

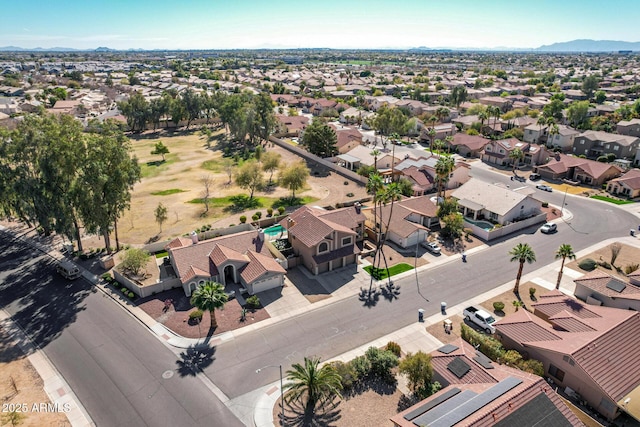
xmin=154 ymin=251 xmax=168 ymax=258
xmin=590 ymin=195 xmax=635 ymax=205
xmin=363 ymin=263 xmax=414 ymax=280
xmin=140 ymin=153 xmax=179 ymax=178
xmin=187 ymin=194 xmax=318 ymax=210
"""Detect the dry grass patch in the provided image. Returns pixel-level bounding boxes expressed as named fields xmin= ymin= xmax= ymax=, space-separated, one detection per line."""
xmin=479 ymin=282 xmax=550 ymax=316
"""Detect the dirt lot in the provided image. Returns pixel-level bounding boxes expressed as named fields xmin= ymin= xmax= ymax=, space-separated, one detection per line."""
xmin=0 ymin=326 xmax=70 ymax=427
xmin=567 ymin=242 xmax=640 ymax=279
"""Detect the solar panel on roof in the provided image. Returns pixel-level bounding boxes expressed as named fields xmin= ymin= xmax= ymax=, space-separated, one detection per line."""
xmin=403 ymin=388 xmax=461 ymax=421
xmin=447 ymin=357 xmax=471 ymax=379
xmin=412 ymin=390 xmax=478 ymax=427
xmin=438 ymin=344 xmax=458 ymax=354
xmin=606 ymin=278 xmax=626 ymax=293
xmin=429 ymin=377 xmax=523 ymax=427
xmin=473 ymin=352 xmax=494 ymax=369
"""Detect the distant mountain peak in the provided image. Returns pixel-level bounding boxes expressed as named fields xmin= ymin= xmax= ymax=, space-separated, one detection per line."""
xmin=536 ymin=39 xmax=640 ymax=52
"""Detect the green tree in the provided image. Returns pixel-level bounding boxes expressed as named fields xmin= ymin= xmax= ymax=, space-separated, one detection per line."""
xmin=435 ymin=155 xmax=455 ymax=201
xmin=509 ymin=147 xmax=524 ymax=173
xmin=151 ymin=141 xmax=170 ymax=162
xmin=397 ymin=177 xmax=414 ymax=197
xmin=542 ymin=98 xmax=565 ymax=121
xmin=284 ymin=357 xmax=342 ymax=416
xmin=235 ymin=160 xmax=264 ymax=200
xmin=582 ymin=75 xmax=599 ymax=100
xmin=180 ymin=88 xmax=202 ymax=130
xmin=261 ymin=151 xmax=281 ymax=184
xmin=509 ymin=243 xmax=537 ymax=296
xmin=567 ymin=100 xmax=591 ymax=129
xmin=399 ymin=351 xmax=440 ymax=399
xmin=450 ymin=85 xmax=468 ymax=110
xmin=170 ymin=97 xmax=187 ymax=128
xmin=121 ymin=248 xmax=150 ymax=277
xmin=118 ymin=91 xmax=149 ymax=132
xmin=441 ymin=212 xmax=465 ymax=239
xmin=190 ymin=281 xmax=228 ymax=330
xmin=555 ymin=244 xmax=576 ymax=290
xmin=279 ymin=161 xmax=309 ymax=199
xmin=253 ymin=92 xmax=276 ymax=144
xmin=154 ymin=202 xmax=168 ymax=233
xmin=302 ymin=119 xmax=338 ymax=157
xmin=594 ymin=90 xmax=607 ymax=104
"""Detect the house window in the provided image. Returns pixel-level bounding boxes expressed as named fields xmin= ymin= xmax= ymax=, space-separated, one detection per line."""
xmin=548 ymin=364 xmax=565 ymax=381
xmin=318 ymin=242 xmax=329 ymax=253
xmin=613 ymin=145 xmax=619 ymax=151
xmin=562 ymin=355 xmax=575 ymax=366
xmin=341 ymin=237 xmax=352 ymax=246
xmin=580 ymin=140 xmax=584 ymax=145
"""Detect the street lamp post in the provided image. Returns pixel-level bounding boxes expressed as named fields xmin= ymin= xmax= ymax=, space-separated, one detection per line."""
xmin=256 ymin=364 xmax=285 ymax=426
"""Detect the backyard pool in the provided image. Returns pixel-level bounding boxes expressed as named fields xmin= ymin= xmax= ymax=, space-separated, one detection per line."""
xmin=264 ymin=224 xmax=285 ymax=237
xmin=464 ymin=218 xmax=494 ymax=231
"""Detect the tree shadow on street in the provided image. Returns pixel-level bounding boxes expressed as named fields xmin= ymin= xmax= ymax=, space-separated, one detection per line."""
xmin=282 ymin=398 xmax=341 ymax=427
xmin=380 ymin=281 xmax=401 ymax=301
xmin=359 ymin=286 xmax=381 ymax=307
xmin=175 ymin=344 xmax=216 ymax=377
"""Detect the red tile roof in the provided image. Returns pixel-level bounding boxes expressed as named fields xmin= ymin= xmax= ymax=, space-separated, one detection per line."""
xmin=574 ymin=270 xmax=640 ymax=300
xmin=240 ymin=250 xmax=286 ymax=283
xmin=450 ymin=133 xmax=491 ymax=151
xmin=281 ymin=206 xmax=362 ymax=247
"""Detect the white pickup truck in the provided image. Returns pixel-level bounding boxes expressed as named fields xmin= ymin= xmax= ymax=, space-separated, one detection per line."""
xmin=463 ymin=306 xmax=496 ymax=334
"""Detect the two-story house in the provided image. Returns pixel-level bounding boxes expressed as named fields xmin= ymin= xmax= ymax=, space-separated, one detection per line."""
xmin=547 ymin=125 xmax=580 ymax=152
xmin=616 ymin=118 xmax=640 ymax=138
xmin=495 ymin=291 xmax=640 ymax=421
xmin=572 ymin=130 xmax=640 ymax=159
xmin=280 ymin=205 xmax=366 ymax=275
xmin=394 ymin=155 xmax=471 ymax=196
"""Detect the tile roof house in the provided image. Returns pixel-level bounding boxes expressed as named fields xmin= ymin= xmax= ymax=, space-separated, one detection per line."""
xmin=535 ymin=153 xmax=623 ymax=187
xmin=447 ymin=133 xmax=491 ymax=158
xmin=363 ymin=195 xmax=439 ymax=248
xmin=494 ymin=291 xmax=640 ymax=421
xmin=280 ymin=205 xmax=365 ymax=275
xmin=546 ymin=125 xmax=580 ymax=152
xmin=451 ymin=178 xmax=544 ymax=239
xmin=617 ymin=118 xmax=640 ymax=138
xmin=275 ymin=114 xmax=309 ymax=137
xmin=394 ymin=155 xmax=471 ymax=196
xmin=329 ymin=124 xmax=364 ymax=154
xmin=572 ymin=130 xmax=640 ymax=160
xmin=391 ymin=338 xmax=584 ymax=427
xmin=574 ymin=269 xmax=640 ymax=311
xmin=166 ymin=230 xmax=285 ymax=297
xmin=606 ymin=168 xmax=640 ymax=198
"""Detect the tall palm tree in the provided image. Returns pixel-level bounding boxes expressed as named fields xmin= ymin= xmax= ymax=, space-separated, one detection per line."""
xmin=555 ymin=244 xmax=576 ymax=289
xmin=427 ymin=128 xmax=436 ymax=153
xmin=284 ymin=357 xmax=342 ymax=415
xmin=190 ymin=281 xmax=228 ymax=330
xmin=377 ymin=183 xmax=403 ymax=280
xmin=432 ymin=138 xmax=445 ymax=153
xmin=435 ymin=155 xmax=455 ymax=202
xmin=444 ymin=135 xmax=454 ymax=153
xmin=366 ymin=173 xmax=385 ymax=286
xmin=478 ymin=110 xmax=489 ymax=133
xmin=509 ymin=147 xmax=524 ymax=174
xmin=509 ymin=243 xmax=537 ymax=296
xmin=370 ymin=148 xmax=380 ymax=171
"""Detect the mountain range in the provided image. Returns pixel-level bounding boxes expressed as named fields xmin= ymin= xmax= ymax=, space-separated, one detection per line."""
xmin=0 ymin=39 xmax=639 ymax=53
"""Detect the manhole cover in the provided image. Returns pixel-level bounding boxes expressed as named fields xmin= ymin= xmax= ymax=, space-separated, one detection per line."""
xmin=162 ymin=370 xmax=174 ymax=379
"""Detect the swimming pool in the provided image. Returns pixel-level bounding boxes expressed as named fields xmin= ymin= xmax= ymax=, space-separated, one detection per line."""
xmin=464 ymin=218 xmax=494 ymax=231
xmin=264 ymin=224 xmax=285 ymax=236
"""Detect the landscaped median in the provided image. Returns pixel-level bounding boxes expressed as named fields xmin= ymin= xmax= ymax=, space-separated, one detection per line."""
xmin=589 ymin=194 xmax=635 ymax=205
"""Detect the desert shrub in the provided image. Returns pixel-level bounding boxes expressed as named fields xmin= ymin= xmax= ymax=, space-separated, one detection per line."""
xmin=127 ymin=291 xmax=135 ymax=299
xmin=246 ymin=295 xmax=260 ymax=309
xmin=343 ymin=181 xmax=349 ymax=185
xmin=385 ymin=341 xmax=402 ymax=357
xmin=493 ymin=301 xmax=505 ymax=312
xmin=597 ymin=261 xmax=612 ymax=270
xmin=329 ymin=361 xmax=358 ymax=391
xmin=578 ymin=258 xmax=597 ymax=271
xmin=351 ymin=355 xmax=371 ymax=379
xmin=512 ymin=300 xmax=524 ymax=311
xmin=189 ymin=309 xmax=204 ymax=320
xmin=255 ymin=211 xmax=262 ymax=219
xmin=239 ymin=215 xmax=247 ymax=223
xmin=541 ymin=201 xmax=549 ymax=208
xmin=460 ymin=323 xmax=504 ymax=362
xmin=502 ymin=350 xmax=523 ymax=366
xmin=519 ymin=359 xmax=545 ymax=376
xmin=346 ymin=192 xmax=354 ymax=197
xmin=121 ymin=287 xmax=128 ymax=293
xmin=277 ymin=206 xmax=286 ymax=215
xmin=529 ymin=287 xmax=536 ymax=297
xmin=251 ymin=214 xmax=259 ymax=222
xmin=101 ymin=273 xmax=112 ymax=281
xmin=365 ymin=346 xmax=398 ymax=382
xmin=267 ymin=208 xmax=273 ymax=216
xmin=625 ymin=263 xmax=640 ymax=274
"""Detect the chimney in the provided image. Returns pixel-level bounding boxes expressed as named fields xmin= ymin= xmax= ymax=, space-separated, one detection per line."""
xmin=258 ymin=229 xmax=265 ymax=242
xmin=354 ymin=202 xmax=361 ymax=214
xmin=190 ymin=231 xmax=199 ymax=245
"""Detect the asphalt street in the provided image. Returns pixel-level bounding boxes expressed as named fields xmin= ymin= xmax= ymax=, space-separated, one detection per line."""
xmin=205 ymin=166 xmax=640 ymax=399
xmin=0 ymin=234 xmax=243 ymax=427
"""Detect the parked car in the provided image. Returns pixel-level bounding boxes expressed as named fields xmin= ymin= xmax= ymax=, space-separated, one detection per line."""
xmin=421 ymin=241 xmax=441 ymax=255
xmin=529 ymin=173 xmax=541 ymax=180
xmin=536 ymin=184 xmax=552 ymax=192
xmin=463 ymin=306 xmax=496 ymax=334
xmin=540 ymin=222 xmax=557 ymax=234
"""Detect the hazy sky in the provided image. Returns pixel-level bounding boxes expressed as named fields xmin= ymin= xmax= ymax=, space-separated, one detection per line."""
xmin=2 ymin=0 xmax=639 ymax=50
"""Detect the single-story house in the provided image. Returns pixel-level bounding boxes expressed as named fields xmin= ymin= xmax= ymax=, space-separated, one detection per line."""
xmin=391 ymin=338 xmax=584 ymax=427
xmin=447 ymin=133 xmax=490 ymax=158
xmin=535 ymin=153 xmax=623 ymax=187
xmin=166 ymin=229 xmax=286 ymax=297
xmin=606 ymin=168 xmax=640 ymax=198
xmin=574 ymin=269 xmax=640 ymax=311
xmin=275 ymin=114 xmax=309 ymax=137
xmin=495 ymin=291 xmax=640 ymax=421
xmin=330 ymin=124 xmax=364 ymax=154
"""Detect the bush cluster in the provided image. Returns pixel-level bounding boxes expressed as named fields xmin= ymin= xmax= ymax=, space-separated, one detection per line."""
xmin=189 ymin=309 xmax=204 ymax=321
xmin=245 ymin=295 xmax=260 ymax=309
xmin=578 ymin=258 xmax=597 ymax=271
xmin=460 ymin=324 xmax=543 ymax=376
xmin=332 ymin=345 xmax=399 ymax=392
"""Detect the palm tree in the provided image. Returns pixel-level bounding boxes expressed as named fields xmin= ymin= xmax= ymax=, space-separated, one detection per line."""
xmin=432 ymin=138 xmax=445 ymax=153
xmin=547 ymin=123 xmax=559 ymax=149
xmin=284 ymin=357 xmax=342 ymax=415
xmin=190 ymin=281 xmax=228 ymax=330
xmin=426 ymin=128 xmax=436 ymax=153
xmin=478 ymin=110 xmax=489 ymax=133
xmin=555 ymin=244 xmax=576 ymax=289
xmin=377 ymin=183 xmax=403 ymax=281
xmin=509 ymin=243 xmax=536 ymax=296
xmin=444 ymin=135 xmax=454 ymax=153
xmin=536 ymin=116 xmax=549 ymax=143
xmin=370 ymin=148 xmax=380 ymax=170
xmin=366 ymin=173 xmax=385 ymax=286
xmin=435 ymin=155 xmax=455 ymax=202
xmin=435 ymin=107 xmax=450 ymax=124
xmin=509 ymin=147 xmax=524 ymax=174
